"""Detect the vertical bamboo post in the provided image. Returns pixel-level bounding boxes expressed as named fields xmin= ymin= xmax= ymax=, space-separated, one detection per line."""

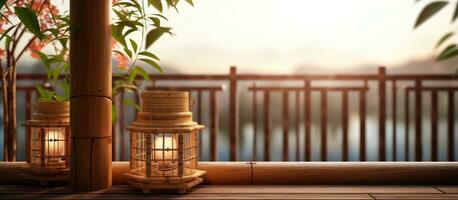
xmin=229 ymin=66 xmax=238 ymax=161
xmin=378 ymin=67 xmax=386 ymax=161
xmin=70 ymin=0 xmax=112 ymax=190
xmin=25 ymin=91 xmax=32 ymax=163
xmin=282 ymin=91 xmax=289 ymax=161
xmin=295 ymin=91 xmax=300 ymax=161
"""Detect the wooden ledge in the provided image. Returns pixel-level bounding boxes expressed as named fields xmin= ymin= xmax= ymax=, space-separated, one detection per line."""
xmin=1 ymin=162 xmax=457 ymax=185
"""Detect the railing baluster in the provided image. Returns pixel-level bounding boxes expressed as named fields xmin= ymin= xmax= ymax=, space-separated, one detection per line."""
xmin=295 ymin=91 xmax=300 ymax=161
xmin=415 ymin=79 xmax=422 ymax=161
xmin=304 ymin=80 xmax=311 ymax=161
xmin=197 ymin=90 xmax=203 ymax=160
xmin=264 ymin=91 xmax=271 ymax=161
xmin=209 ymin=90 xmax=219 ymax=161
xmin=392 ymin=80 xmax=397 ymax=161
xmin=431 ymin=91 xmax=438 ymax=161
xmin=120 ymin=91 xmax=125 ymax=161
xmin=448 ymin=91 xmax=455 ymax=161
xmin=229 ymin=66 xmax=238 ymax=161
xmin=282 ymin=91 xmax=289 ymax=161
xmin=321 ymin=90 xmax=327 ymax=161
xmin=378 ymin=67 xmax=386 ymax=161
xmin=342 ymin=90 xmax=349 ymax=161
xmin=252 ymin=84 xmax=258 ymax=161
xmin=405 ymin=88 xmax=410 ymax=161
xmin=25 ymin=90 xmax=32 ymax=163
xmin=359 ymin=82 xmax=367 ymax=161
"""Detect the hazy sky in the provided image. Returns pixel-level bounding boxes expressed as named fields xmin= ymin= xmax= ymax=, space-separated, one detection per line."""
xmin=52 ymin=0 xmax=455 ymax=73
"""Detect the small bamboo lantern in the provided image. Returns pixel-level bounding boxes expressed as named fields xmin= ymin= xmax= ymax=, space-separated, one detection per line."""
xmin=126 ymin=91 xmax=205 ymax=193
xmin=22 ymin=101 xmax=70 ymax=185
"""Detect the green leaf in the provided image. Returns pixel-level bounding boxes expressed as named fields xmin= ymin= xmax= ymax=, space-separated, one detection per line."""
xmin=0 ymin=0 xmax=6 ymax=10
xmin=14 ymin=7 xmax=45 ymax=40
xmin=0 ymin=25 xmax=15 ymax=42
xmin=453 ymin=2 xmax=458 ymax=23
xmin=139 ymin=58 xmax=163 ymax=73
xmin=123 ymin=47 xmax=133 ymax=58
xmin=139 ymin=51 xmax=160 ymax=60
xmin=436 ymin=32 xmax=454 ymax=49
xmin=437 ymin=44 xmax=458 ymax=61
xmin=59 ymin=82 xmax=70 ymax=101
xmin=414 ymin=1 xmax=448 ymax=29
xmin=145 ymin=27 xmax=171 ymax=49
xmin=185 ymin=0 xmax=194 ymax=6
xmin=149 ymin=0 xmax=163 ymax=12
xmin=35 ymin=85 xmax=53 ymax=101
xmin=130 ymin=39 xmax=138 ymax=52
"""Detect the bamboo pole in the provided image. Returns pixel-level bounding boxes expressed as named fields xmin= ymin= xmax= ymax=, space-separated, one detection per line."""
xmin=70 ymin=0 xmax=112 ymax=190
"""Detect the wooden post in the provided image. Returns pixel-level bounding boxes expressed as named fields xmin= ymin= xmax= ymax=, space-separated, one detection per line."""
xmin=252 ymin=84 xmax=257 ymax=161
xmin=320 ymin=90 xmax=327 ymax=161
xmin=431 ymin=91 xmax=438 ymax=162
xmin=359 ymin=85 xmax=367 ymax=161
xmin=295 ymin=91 xmax=300 ymax=161
xmin=392 ymin=80 xmax=397 ymax=161
xmin=282 ymin=91 xmax=289 ymax=161
xmin=70 ymin=0 xmax=112 ymax=190
xmin=209 ymin=91 xmax=218 ymax=161
xmin=25 ymin=91 xmax=32 ymax=163
xmin=448 ymin=91 xmax=455 ymax=161
xmin=414 ymin=79 xmax=422 ymax=161
xmin=229 ymin=67 xmax=238 ymax=161
xmin=342 ymin=90 xmax=349 ymax=161
xmin=304 ymin=80 xmax=311 ymax=161
xmin=405 ymin=88 xmax=410 ymax=161
xmin=263 ymin=91 xmax=271 ymax=161
xmin=378 ymin=67 xmax=386 ymax=161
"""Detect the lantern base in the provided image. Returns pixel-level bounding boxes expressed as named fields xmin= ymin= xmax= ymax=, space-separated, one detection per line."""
xmin=125 ymin=169 xmax=206 ymax=194
xmin=20 ymin=167 xmax=69 ymax=185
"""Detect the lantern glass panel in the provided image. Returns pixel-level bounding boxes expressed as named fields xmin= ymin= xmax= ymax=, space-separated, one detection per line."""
xmin=30 ymin=127 xmax=69 ymax=170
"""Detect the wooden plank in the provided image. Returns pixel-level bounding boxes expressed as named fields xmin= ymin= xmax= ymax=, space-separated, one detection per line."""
xmin=415 ymin=79 xmax=422 ymax=161
xmin=120 ymin=91 xmax=125 ymax=161
xmin=263 ymin=91 xmax=271 ymax=161
xmin=431 ymin=91 xmax=438 ymax=161
xmin=359 ymin=84 xmax=367 ymax=162
xmin=448 ymin=91 xmax=455 ymax=161
xmin=197 ymin=90 xmax=203 ymax=159
xmin=295 ymin=91 xmax=300 ymax=161
xmin=435 ymin=186 xmax=458 ymax=193
xmin=282 ymin=91 xmax=289 ymax=161
xmin=342 ymin=91 xmax=349 ymax=161
xmin=405 ymin=89 xmax=410 ymax=161
xmin=372 ymin=194 xmax=458 ymax=200
xmin=379 ymin=67 xmax=386 ymax=161
xmin=249 ymin=86 xmax=368 ymax=91
xmin=209 ymin=91 xmax=218 ymax=161
xmin=252 ymin=84 xmax=257 ymax=161
xmin=392 ymin=80 xmax=397 ymax=161
xmin=229 ymin=67 xmax=238 ymax=161
xmin=304 ymin=81 xmax=311 ymax=161
xmin=321 ymin=90 xmax=327 ymax=161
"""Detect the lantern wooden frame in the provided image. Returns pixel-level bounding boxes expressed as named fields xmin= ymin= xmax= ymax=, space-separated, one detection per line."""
xmin=22 ymin=101 xmax=70 ymax=185
xmin=126 ymin=91 xmax=205 ymax=193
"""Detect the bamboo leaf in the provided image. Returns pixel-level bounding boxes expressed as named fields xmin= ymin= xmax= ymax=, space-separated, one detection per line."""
xmin=0 ymin=0 xmax=6 ymax=9
xmin=112 ymin=106 xmax=117 ymax=125
xmin=452 ymin=2 xmax=458 ymax=23
xmin=123 ymin=98 xmax=140 ymax=111
xmin=436 ymin=32 xmax=454 ymax=49
xmin=145 ymin=27 xmax=171 ymax=49
xmin=130 ymin=39 xmax=138 ymax=52
xmin=14 ymin=7 xmax=45 ymax=40
xmin=149 ymin=0 xmax=163 ymax=12
xmin=139 ymin=51 xmax=160 ymax=60
xmin=414 ymin=1 xmax=448 ymax=29
xmin=185 ymin=0 xmax=194 ymax=6
xmin=140 ymin=58 xmax=163 ymax=73
xmin=437 ymin=44 xmax=458 ymax=61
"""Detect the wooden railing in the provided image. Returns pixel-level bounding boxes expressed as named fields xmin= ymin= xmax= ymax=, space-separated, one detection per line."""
xmin=8 ymin=66 xmax=458 ymax=162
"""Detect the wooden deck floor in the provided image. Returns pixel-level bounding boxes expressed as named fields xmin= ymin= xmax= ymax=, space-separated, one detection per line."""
xmin=1 ymin=185 xmax=458 ymax=199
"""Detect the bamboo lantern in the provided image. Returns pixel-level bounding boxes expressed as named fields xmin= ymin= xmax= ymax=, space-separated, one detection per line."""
xmin=126 ymin=91 xmax=205 ymax=193
xmin=22 ymin=101 xmax=70 ymax=185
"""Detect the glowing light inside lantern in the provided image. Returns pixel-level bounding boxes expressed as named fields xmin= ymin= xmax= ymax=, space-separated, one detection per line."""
xmin=45 ymin=130 xmax=65 ymax=162
xmin=154 ymin=135 xmax=177 ymax=170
